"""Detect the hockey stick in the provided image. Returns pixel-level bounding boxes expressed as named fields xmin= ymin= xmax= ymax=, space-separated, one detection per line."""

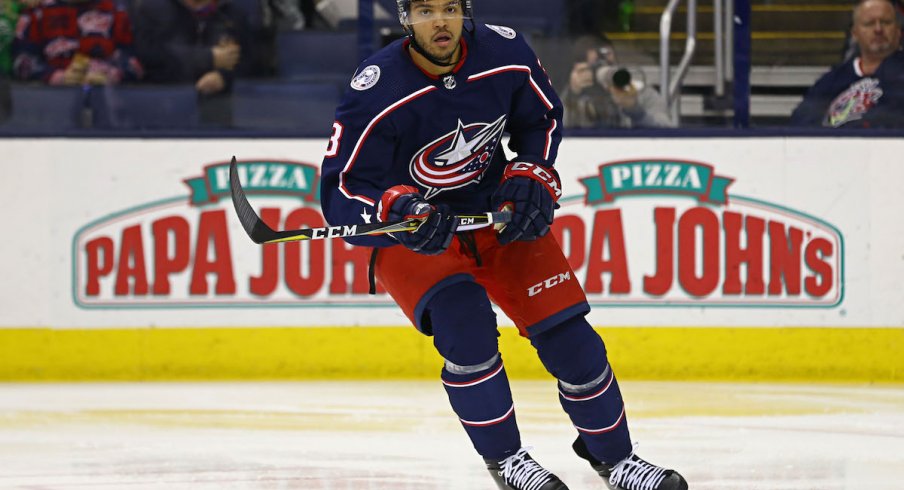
xmin=229 ymin=157 xmax=511 ymax=244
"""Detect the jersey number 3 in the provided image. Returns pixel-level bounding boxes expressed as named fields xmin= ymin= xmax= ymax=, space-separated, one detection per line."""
xmin=325 ymin=122 xmax=344 ymax=158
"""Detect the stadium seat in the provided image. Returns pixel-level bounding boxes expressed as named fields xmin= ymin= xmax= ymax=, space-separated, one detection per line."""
xmin=2 ymin=84 xmax=85 ymax=131
xmin=231 ymin=80 xmax=340 ymax=136
xmin=91 ymin=85 xmax=200 ymax=130
xmin=276 ymin=31 xmax=360 ymax=82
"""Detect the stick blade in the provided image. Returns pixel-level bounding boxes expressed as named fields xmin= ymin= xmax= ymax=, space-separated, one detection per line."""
xmin=229 ymin=157 xmax=276 ymax=244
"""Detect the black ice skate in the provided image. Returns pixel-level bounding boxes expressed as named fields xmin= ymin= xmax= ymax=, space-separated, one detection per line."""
xmin=485 ymin=447 xmax=569 ymax=490
xmin=572 ymin=437 xmax=688 ymax=490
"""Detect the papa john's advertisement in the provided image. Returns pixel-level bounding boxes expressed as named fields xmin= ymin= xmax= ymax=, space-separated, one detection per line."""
xmin=2 ymin=138 xmax=902 ymax=328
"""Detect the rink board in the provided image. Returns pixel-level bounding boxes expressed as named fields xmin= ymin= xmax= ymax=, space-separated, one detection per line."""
xmin=0 ymin=137 xmax=902 ymax=381
xmin=1 ymin=326 xmax=902 ymax=382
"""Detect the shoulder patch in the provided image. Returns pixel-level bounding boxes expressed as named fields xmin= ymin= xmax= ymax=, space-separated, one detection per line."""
xmin=485 ymin=24 xmax=516 ymax=39
xmin=351 ymin=65 xmax=381 ymax=91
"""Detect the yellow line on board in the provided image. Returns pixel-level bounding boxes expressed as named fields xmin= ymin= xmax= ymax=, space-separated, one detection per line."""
xmin=1 ymin=327 xmax=901 ymax=383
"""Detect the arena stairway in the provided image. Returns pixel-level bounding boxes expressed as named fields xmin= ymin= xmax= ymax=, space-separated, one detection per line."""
xmin=608 ymin=0 xmax=852 ymax=126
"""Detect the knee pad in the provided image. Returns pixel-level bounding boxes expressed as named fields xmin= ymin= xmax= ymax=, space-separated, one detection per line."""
xmin=426 ymin=281 xmax=499 ymax=367
xmin=530 ymin=314 xmax=609 ymax=386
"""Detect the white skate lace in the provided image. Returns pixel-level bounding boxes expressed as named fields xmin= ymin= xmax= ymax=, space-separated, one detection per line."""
xmin=608 ymin=445 xmax=668 ymax=490
xmin=498 ymin=447 xmax=554 ymax=490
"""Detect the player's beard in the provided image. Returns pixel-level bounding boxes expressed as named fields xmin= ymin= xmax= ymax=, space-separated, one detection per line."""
xmin=414 ymin=29 xmax=461 ymax=65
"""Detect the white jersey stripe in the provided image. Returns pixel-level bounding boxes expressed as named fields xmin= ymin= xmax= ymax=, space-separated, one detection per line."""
xmin=573 ymin=406 xmax=627 ymax=435
xmin=468 ymin=65 xmax=554 ymax=110
xmin=468 ymin=65 xmax=556 ymax=161
xmin=544 ymin=118 xmax=557 ymax=160
xmin=853 ymin=57 xmax=864 ymax=77
xmin=338 ymin=85 xmax=439 ymax=205
xmin=460 ymin=404 xmax=516 ymax=427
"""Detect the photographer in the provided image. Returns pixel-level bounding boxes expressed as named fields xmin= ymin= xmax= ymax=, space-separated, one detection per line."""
xmin=561 ymin=34 xmax=675 ymax=129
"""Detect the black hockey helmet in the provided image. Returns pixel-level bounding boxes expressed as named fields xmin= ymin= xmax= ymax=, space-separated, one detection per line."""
xmin=395 ymin=0 xmax=474 ymax=67
xmin=396 ymin=0 xmax=474 ymax=29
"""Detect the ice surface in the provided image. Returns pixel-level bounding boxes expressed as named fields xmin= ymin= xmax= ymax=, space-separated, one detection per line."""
xmin=0 ymin=381 xmax=901 ymax=489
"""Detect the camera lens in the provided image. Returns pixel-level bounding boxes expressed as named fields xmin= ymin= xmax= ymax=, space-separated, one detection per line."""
xmin=612 ymin=68 xmax=631 ymax=88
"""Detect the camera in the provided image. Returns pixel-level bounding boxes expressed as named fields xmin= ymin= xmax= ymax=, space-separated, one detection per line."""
xmin=586 ymin=46 xmax=631 ymax=89
xmin=592 ymin=63 xmax=632 ymax=89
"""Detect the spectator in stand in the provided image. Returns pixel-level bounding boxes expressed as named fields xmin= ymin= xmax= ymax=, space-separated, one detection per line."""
xmin=840 ymin=0 xmax=904 ymax=61
xmin=1 ymin=0 xmax=29 ymax=76
xmin=3 ymin=0 xmax=63 ymax=76
xmin=263 ymin=0 xmax=306 ymax=31
xmin=254 ymin=0 xmax=308 ymax=78
xmin=0 ymin=0 xmax=28 ymax=121
xmin=299 ymin=0 xmax=315 ymax=29
xmin=791 ymin=0 xmax=904 ymax=128
xmin=131 ymin=0 xmax=257 ymax=96
xmin=11 ymin=0 xmax=144 ymax=85
xmin=560 ymin=34 xmax=674 ymax=129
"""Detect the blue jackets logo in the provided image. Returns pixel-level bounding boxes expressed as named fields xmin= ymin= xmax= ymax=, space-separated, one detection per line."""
xmin=826 ymin=78 xmax=883 ymax=128
xmin=410 ymin=115 xmax=507 ymax=199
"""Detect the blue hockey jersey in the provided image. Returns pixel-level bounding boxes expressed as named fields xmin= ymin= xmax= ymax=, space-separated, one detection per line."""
xmin=319 ymin=23 xmax=563 ymax=247
xmin=790 ymin=50 xmax=904 ymax=128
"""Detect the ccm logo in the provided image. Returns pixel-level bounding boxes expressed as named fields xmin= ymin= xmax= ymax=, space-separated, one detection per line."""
xmin=311 ymin=225 xmax=357 ymax=239
xmin=527 ymin=272 xmax=572 ymax=297
xmin=510 ymin=162 xmax=562 ymax=198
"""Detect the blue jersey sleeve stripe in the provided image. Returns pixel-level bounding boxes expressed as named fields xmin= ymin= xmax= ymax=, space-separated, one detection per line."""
xmin=543 ymin=118 xmax=557 ymax=161
xmin=526 ymin=75 xmax=555 ymax=110
xmin=339 ymin=85 xmax=439 ymax=205
xmin=467 ymin=64 xmax=559 ymax=162
xmin=467 ymin=65 xmax=555 ymax=111
xmin=467 ymin=65 xmax=531 ymax=81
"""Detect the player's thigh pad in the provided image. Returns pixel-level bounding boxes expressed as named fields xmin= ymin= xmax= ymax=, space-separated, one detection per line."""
xmin=426 ymin=281 xmax=500 ymax=367
xmin=374 ymin=240 xmax=477 ymax=333
xmin=472 ymin=229 xmax=590 ymax=337
xmin=529 ymin=314 xmax=608 ymax=386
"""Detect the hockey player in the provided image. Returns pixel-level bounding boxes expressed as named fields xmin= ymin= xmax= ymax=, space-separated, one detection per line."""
xmin=319 ymin=1 xmax=688 ymax=489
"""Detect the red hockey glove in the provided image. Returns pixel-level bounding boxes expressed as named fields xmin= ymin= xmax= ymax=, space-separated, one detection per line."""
xmin=491 ymin=162 xmax=561 ymax=245
xmin=378 ymin=185 xmax=458 ymax=255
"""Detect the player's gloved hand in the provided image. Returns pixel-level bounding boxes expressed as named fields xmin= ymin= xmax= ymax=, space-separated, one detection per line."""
xmin=491 ymin=162 xmax=562 ymax=245
xmin=378 ymin=185 xmax=458 ymax=255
